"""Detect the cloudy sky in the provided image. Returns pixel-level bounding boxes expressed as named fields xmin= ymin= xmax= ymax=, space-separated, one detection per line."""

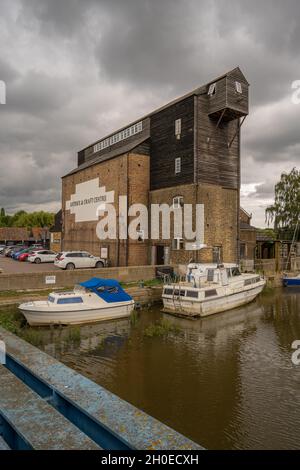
xmin=0 ymin=0 xmax=299 ymax=227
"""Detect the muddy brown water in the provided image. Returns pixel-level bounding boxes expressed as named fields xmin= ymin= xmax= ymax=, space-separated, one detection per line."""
xmin=1 ymin=287 xmax=300 ymax=450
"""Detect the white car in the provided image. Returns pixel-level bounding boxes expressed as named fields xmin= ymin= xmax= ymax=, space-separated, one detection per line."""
xmin=28 ymin=250 xmax=57 ymax=264
xmin=54 ymin=251 xmax=106 ymax=270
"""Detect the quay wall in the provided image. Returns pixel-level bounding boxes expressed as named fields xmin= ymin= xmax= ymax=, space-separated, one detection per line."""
xmin=0 ymin=265 xmax=169 ymax=292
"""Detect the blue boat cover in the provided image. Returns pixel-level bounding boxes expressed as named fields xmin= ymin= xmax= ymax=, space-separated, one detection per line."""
xmin=79 ymin=278 xmax=133 ymax=303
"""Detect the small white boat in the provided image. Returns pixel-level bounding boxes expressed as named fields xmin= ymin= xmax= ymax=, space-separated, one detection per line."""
xmin=19 ymin=278 xmax=135 ymax=326
xmin=162 ymin=263 xmax=266 ymax=318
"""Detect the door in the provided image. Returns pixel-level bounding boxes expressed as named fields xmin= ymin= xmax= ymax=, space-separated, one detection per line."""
xmin=212 ymin=246 xmax=222 ymax=264
xmin=156 ymin=245 xmax=165 ymax=265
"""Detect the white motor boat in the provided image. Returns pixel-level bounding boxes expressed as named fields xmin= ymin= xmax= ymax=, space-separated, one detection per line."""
xmin=19 ymin=278 xmax=135 ymax=326
xmin=162 ymin=263 xmax=266 ymax=318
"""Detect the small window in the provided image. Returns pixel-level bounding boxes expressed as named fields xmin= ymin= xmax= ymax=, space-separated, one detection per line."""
xmin=163 ymin=288 xmax=174 ymax=296
xmin=172 ymin=238 xmax=184 ymax=250
xmin=175 ymin=157 xmax=181 ymax=174
xmin=175 ymin=118 xmax=181 ymax=137
xmin=48 ymin=295 xmax=55 ymax=303
xmin=235 ymin=81 xmax=242 ymax=94
xmin=205 ymin=289 xmax=218 ymax=298
xmin=186 ymin=291 xmax=199 ymax=299
xmin=208 ymin=83 xmax=216 ymax=96
xmin=57 ymin=297 xmax=83 ymax=304
xmin=173 ymin=196 xmax=184 ymax=209
xmin=174 ymin=289 xmax=186 ymax=297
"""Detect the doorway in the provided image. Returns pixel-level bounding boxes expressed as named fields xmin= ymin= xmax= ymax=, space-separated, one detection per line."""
xmin=156 ymin=245 xmax=165 ymax=265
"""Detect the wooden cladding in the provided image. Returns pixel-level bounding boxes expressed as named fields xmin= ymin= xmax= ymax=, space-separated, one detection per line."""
xmin=208 ymin=69 xmax=249 ymax=121
xmin=150 ymin=95 xmax=195 ymax=190
xmin=196 ymin=93 xmax=240 ymax=189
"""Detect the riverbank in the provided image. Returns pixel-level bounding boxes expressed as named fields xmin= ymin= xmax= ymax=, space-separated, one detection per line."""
xmin=0 ymin=282 xmax=163 ymax=308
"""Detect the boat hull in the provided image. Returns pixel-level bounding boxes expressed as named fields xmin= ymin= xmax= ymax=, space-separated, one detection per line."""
xmin=19 ymin=302 xmax=135 ymax=326
xmin=162 ymin=282 xmax=265 ymax=318
xmin=283 ymin=277 xmax=300 ymax=287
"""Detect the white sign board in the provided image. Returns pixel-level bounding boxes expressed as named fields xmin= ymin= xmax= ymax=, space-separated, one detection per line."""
xmin=101 ymin=247 xmax=108 ymax=259
xmin=65 ymin=178 xmax=115 ymax=223
xmin=45 ymin=275 xmax=56 ymax=285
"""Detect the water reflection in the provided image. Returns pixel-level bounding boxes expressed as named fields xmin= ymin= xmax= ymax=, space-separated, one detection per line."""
xmin=1 ymin=288 xmax=300 ymax=449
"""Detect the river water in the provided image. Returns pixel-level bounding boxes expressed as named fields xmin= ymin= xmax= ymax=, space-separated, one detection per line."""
xmin=1 ymin=288 xmax=300 ymax=449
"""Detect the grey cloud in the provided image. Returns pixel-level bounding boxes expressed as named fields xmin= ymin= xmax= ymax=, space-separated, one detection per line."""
xmin=0 ymin=0 xmax=299 ymax=223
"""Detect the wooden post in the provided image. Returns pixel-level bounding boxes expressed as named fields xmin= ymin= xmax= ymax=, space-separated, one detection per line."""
xmin=275 ymin=241 xmax=280 ymax=273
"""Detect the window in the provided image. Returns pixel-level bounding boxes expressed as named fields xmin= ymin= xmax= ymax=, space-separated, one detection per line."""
xmin=172 ymin=238 xmax=184 ymax=250
xmin=175 ymin=157 xmax=181 ymax=174
xmin=186 ymin=291 xmax=199 ymax=299
xmin=235 ymin=81 xmax=242 ymax=94
xmin=175 ymin=118 xmax=181 ymax=137
xmin=212 ymin=246 xmax=222 ymax=264
xmin=57 ymin=297 xmax=83 ymax=304
xmin=93 ymin=121 xmax=143 ymax=153
xmin=174 ymin=289 xmax=186 ymax=297
xmin=208 ymin=83 xmax=216 ymax=96
xmin=240 ymin=243 xmax=246 ymax=260
xmin=163 ymin=288 xmax=174 ymax=296
xmin=48 ymin=295 xmax=55 ymax=303
xmin=205 ymin=289 xmax=218 ymax=298
xmin=173 ymin=196 xmax=184 ymax=209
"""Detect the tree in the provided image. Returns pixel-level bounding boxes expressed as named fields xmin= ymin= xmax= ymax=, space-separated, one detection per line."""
xmin=0 ymin=210 xmax=54 ymax=228
xmin=266 ymin=168 xmax=300 ymax=240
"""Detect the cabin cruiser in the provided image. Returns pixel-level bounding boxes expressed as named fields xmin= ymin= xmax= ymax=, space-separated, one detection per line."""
xmin=162 ymin=263 xmax=266 ymax=318
xmin=19 ymin=278 xmax=135 ymax=326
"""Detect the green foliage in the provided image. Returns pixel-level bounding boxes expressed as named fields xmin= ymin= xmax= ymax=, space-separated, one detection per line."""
xmin=144 ymin=319 xmax=181 ymax=338
xmin=0 ymin=209 xmax=55 ymax=228
xmin=265 ymin=168 xmax=300 ymax=240
xmin=256 ymin=228 xmax=276 ymax=239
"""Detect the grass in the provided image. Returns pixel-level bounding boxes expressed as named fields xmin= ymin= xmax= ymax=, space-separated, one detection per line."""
xmin=120 ymin=278 xmax=163 ymax=289
xmin=66 ymin=326 xmax=81 ymax=343
xmin=22 ymin=329 xmax=44 ymax=347
xmin=0 ymin=309 xmax=24 ymax=335
xmin=0 ymin=287 xmax=72 ymax=300
xmin=144 ymin=319 xmax=181 ymax=338
xmin=0 ymin=308 xmax=45 ymax=347
xmin=130 ymin=310 xmax=139 ymax=326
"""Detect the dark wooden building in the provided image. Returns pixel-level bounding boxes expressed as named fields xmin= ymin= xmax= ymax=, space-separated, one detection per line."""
xmin=62 ymin=67 xmax=249 ymax=266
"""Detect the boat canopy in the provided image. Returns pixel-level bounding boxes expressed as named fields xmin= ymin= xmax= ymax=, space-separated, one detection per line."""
xmin=79 ymin=278 xmax=132 ymax=303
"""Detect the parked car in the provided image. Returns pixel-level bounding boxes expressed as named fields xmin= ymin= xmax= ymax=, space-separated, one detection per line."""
xmin=3 ymin=245 xmax=17 ymax=256
xmin=28 ymin=250 xmax=57 ymax=264
xmin=12 ymin=247 xmax=30 ymax=260
xmin=0 ymin=245 xmax=6 ymax=254
xmin=54 ymin=251 xmax=106 ymax=270
xmin=6 ymin=246 xmax=27 ymax=257
xmin=18 ymin=246 xmax=44 ymax=262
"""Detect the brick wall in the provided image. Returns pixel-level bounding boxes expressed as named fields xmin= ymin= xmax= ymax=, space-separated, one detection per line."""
xmin=150 ymin=182 xmax=238 ymax=264
xmin=62 ymin=152 xmax=149 ymax=267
